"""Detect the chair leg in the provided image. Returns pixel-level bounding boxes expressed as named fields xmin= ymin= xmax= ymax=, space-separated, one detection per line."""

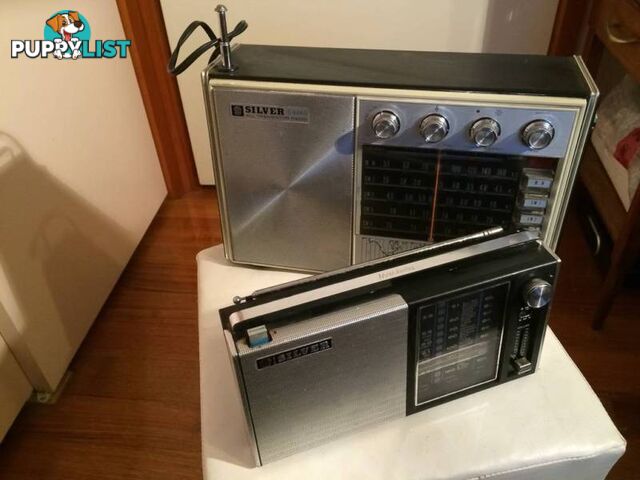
xmin=592 ymin=266 xmax=624 ymax=329
xmin=592 ymin=181 xmax=640 ymax=329
xmin=592 ymin=229 xmax=640 ymax=330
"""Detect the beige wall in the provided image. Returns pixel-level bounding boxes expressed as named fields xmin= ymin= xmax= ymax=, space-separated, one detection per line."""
xmin=0 ymin=334 xmax=31 ymax=441
xmin=0 ymin=1 xmax=167 ymax=393
xmin=161 ymin=0 xmax=560 ymax=184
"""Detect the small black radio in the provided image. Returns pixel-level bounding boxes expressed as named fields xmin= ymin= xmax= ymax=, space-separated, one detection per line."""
xmin=220 ymin=229 xmax=559 ymax=465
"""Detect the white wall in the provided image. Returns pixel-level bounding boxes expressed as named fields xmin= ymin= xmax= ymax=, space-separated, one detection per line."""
xmin=0 ymin=1 xmax=167 ymax=392
xmin=161 ymin=0 xmax=560 ymax=184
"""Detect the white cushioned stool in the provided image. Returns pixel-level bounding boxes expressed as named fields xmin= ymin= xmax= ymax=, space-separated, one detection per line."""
xmin=197 ymin=245 xmax=625 ymax=480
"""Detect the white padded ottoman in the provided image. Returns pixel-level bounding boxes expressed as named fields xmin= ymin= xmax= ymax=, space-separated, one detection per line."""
xmin=197 ymin=245 xmax=626 ymax=480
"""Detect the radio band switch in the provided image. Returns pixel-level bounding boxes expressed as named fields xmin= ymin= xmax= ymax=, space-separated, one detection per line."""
xmin=520 ymin=194 xmax=548 ymax=209
xmin=521 ymin=169 xmax=554 ymax=191
xmin=518 ymin=212 xmax=545 ymax=226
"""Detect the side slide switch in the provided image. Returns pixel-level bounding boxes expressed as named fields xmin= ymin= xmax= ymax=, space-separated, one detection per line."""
xmin=247 ymin=325 xmax=270 ymax=347
xmin=512 ymin=357 xmax=533 ymax=375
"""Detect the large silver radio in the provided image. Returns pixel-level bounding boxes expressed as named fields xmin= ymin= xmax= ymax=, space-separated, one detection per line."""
xmin=204 ymin=44 xmax=597 ymax=272
xmin=220 ymin=229 xmax=559 ymax=465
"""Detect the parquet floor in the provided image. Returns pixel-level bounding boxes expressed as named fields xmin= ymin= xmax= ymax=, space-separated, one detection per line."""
xmin=0 ymin=188 xmax=637 ymax=479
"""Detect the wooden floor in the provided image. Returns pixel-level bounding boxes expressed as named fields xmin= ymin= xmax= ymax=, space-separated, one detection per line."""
xmin=0 ymin=187 xmax=637 ymax=479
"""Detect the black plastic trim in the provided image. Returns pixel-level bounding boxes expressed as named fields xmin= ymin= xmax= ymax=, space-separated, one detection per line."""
xmin=208 ymin=45 xmax=592 ymax=99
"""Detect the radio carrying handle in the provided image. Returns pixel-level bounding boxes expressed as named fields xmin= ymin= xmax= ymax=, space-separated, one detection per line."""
xmin=167 ymin=4 xmax=247 ymax=75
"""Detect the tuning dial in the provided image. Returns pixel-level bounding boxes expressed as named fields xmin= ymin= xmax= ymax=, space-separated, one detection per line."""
xmin=419 ymin=114 xmax=449 ymax=143
xmin=372 ymin=111 xmax=400 ymax=139
xmin=522 ymin=120 xmax=555 ymax=150
xmin=522 ymin=278 xmax=553 ymax=309
xmin=470 ymin=118 xmax=501 ymax=147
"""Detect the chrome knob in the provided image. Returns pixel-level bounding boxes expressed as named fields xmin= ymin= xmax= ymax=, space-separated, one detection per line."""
xmin=470 ymin=118 xmax=501 ymax=147
xmin=419 ymin=114 xmax=449 ymax=143
xmin=522 ymin=120 xmax=555 ymax=150
xmin=522 ymin=278 xmax=553 ymax=309
xmin=372 ymin=111 xmax=400 ymax=139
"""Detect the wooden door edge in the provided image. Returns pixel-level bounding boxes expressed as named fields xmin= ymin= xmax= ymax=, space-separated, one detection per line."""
xmin=548 ymin=0 xmax=595 ymax=55
xmin=116 ymin=0 xmax=199 ymax=198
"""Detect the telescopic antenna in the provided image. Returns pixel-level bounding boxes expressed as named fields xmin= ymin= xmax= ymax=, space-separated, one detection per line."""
xmin=215 ymin=4 xmax=236 ymax=71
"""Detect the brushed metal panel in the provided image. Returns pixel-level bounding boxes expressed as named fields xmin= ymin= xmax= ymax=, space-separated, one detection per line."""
xmin=222 ymin=330 xmax=261 ymax=466
xmin=212 ymin=88 xmax=355 ymax=271
xmin=236 ymin=294 xmax=408 ymax=464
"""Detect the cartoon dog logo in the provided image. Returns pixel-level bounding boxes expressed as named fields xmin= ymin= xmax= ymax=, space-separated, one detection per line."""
xmin=45 ymin=11 xmax=85 ymax=59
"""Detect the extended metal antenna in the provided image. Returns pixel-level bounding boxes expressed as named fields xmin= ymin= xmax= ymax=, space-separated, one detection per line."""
xmin=232 ymin=226 xmax=508 ymax=304
xmin=215 ymin=4 xmax=236 ymax=71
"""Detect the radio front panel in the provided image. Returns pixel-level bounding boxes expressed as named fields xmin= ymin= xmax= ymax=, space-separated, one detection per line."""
xmin=209 ymin=81 xmax=584 ymax=270
xmin=356 ymin=145 xmax=558 ymax=259
xmin=354 ymin=97 xmax=581 ymax=264
xmin=205 ymin=47 xmax=596 ymax=272
xmin=414 ymin=282 xmax=508 ymax=406
xmin=359 ymin=147 xmax=531 ymax=240
xmin=221 ymin=232 xmax=560 ymax=465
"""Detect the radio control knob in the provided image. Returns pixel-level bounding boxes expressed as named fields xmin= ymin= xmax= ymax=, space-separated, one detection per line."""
xmin=419 ymin=114 xmax=449 ymax=143
xmin=522 ymin=278 xmax=553 ymax=309
xmin=522 ymin=120 xmax=555 ymax=150
xmin=372 ymin=111 xmax=400 ymax=139
xmin=470 ymin=118 xmax=501 ymax=147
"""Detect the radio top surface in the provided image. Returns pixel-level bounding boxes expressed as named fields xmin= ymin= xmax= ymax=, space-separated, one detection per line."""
xmin=207 ymin=44 xmax=592 ymax=99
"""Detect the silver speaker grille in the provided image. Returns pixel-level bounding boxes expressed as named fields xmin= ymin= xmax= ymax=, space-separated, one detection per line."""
xmin=236 ymin=294 xmax=408 ymax=464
